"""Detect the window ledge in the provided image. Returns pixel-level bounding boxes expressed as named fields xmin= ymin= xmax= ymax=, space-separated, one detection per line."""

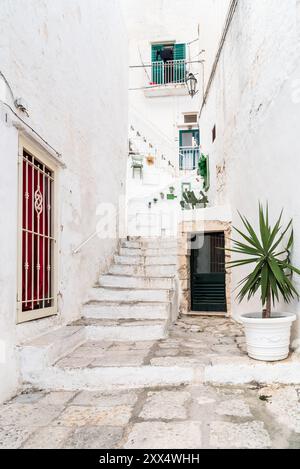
xmin=144 ymin=83 xmax=187 ymax=98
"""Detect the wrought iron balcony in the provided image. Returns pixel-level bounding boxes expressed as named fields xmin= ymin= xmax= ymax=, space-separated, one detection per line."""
xmin=151 ymin=60 xmax=186 ymax=86
xmin=179 ymin=146 xmax=200 ymax=171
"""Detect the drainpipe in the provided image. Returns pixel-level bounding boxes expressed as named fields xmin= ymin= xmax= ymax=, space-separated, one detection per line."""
xmin=199 ymin=0 xmax=239 ymax=117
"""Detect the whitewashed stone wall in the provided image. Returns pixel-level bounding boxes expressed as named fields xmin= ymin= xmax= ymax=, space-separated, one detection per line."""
xmin=200 ymin=0 xmax=300 ymax=342
xmin=0 ymin=0 xmax=128 ymax=403
xmin=198 ymin=0 xmax=231 ymax=90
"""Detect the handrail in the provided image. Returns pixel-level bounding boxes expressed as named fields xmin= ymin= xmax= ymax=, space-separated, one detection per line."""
xmin=72 ymin=231 xmax=99 ymax=255
xmin=130 ymin=106 xmax=177 ymax=153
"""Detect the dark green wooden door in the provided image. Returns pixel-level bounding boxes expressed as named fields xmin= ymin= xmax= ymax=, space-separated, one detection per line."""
xmin=191 ymin=233 xmax=227 ymax=312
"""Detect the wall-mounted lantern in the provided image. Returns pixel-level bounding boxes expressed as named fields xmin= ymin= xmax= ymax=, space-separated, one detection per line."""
xmin=186 ymin=72 xmax=198 ymax=98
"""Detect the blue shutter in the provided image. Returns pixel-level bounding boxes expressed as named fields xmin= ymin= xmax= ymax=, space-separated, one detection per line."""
xmin=174 ymin=43 xmax=186 ymax=60
xmin=174 ymin=43 xmax=186 ymax=83
xmin=151 ymin=44 xmax=163 ymax=84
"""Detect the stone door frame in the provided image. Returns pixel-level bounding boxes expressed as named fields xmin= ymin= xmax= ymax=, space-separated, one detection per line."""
xmin=178 ymin=220 xmax=232 ymax=317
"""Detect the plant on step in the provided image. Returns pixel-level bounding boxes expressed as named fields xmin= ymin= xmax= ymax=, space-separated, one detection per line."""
xmin=227 ymin=204 xmax=300 ymax=319
xmin=198 ymin=153 xmax=210 ymax=191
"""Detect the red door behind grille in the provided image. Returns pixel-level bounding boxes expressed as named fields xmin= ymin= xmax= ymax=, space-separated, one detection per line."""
xmin=22 ymin=152 xmax=53 ymax=312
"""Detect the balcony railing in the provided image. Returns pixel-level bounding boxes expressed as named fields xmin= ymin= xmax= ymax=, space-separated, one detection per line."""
xmin=179 ymin=146 xmax=200 ymax=171
xmin=151 ymin=60 xmax=186 ymax=86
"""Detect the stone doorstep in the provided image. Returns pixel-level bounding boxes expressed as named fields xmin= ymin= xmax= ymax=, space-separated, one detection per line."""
xmin=81 ymin=301 xmax=170 ymax=320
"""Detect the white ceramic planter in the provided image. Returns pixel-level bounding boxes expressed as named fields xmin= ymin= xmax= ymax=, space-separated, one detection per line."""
xmin=240 ymin=313 xmax=296 ymax=362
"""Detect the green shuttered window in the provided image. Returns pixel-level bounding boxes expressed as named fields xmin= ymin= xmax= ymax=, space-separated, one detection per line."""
xmin=151 ymin=43 xmax=186 ymax=85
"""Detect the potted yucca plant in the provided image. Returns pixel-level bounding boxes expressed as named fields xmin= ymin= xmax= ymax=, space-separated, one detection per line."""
xmin=228 ymin=204 xmax=299 ymax=361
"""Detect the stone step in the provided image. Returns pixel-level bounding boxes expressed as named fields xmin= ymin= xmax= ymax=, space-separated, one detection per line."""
xmin=121 ymin=240 xmax=141 ymax=249
xmin=19 ymin=326 xmax=86 ymax=378
xmin=23 ymin=364 xmax=194 ymax=391
xmin=114 ymin=255 xmax=177 ymax=266
xmin=109 ymin=264 xmax=176 ymax=278
xmin=98 ymin=274 xmax=174 ymax=290
xmin=21 ymin=346 xmax=300 ymax=391
xmin=119 ymin=247 xmax=177 ymax=257
xmin=71 ymin=318 xmax=168 ymax=341
xmin=22 ymin=339 xmax=195 ymax=390
xmin=82 ymin=302 xmax=170 ymax=320
xmin=87 ymin=286 xmax=170 ymax=303
xmin=122 ymin=239 xmax=178 ymax=250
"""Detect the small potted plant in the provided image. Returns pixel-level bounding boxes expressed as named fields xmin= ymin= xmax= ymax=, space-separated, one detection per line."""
xmin=228 ymin=204 xmax=299 ymax=362
xmin=146 ymin=155 xmax=155 ymax=166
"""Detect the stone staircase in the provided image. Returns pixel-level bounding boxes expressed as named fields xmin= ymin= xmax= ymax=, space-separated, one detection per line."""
xmin=75 ymin=237 xmax=178 ymax=342
xmin=18 ymin=237 xmax=182 ymax=391
xmin=18 ymin=237 xmax=300 ymax=392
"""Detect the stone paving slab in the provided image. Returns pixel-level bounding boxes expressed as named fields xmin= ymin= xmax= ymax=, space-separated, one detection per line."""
xmin=210 ymin=421 xmax=271 ymax=449
xmin=124 ymin=421 xmax=203 ymax=449
xmin=55 ymin=405 xmax=133 ymax=427
xmin=53 ymin=316 xmax=246 ymax=373
xmin=0 ymin=383 xmax=300 ymax=448
xmin=139 ymin=390 xmax=190 ymax=420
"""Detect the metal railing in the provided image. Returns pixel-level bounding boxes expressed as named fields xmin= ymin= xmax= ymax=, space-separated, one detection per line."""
xmin=151 ymin=60 xmax=186 ymax=85
xmin=179 ymin=146 xmax=200 ymax=171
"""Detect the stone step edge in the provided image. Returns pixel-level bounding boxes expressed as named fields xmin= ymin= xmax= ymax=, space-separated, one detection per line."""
xmin=71 ymin=318 xmax=168 ymax=326
xmin=109 ymin=266 xmax=176 ymax=272
xmin=83 ymin=300 xmax=171 ymax=307
xmin=99 ymin=274 xmax=175 ymax=280
xmin=86 ymin=298 xmax=171 ymax=306
xmin=21 ymin=358 xmax=300 ymax=389
xmin=119 ymin=250 xmax=178 ymax=255
xmin=18 ymin=326 xmax=87 ymax=377
xmin=113 ymin=261 xmax=177 ymax=267
xmin=21 ymin=365 xmax=197 ymax=390
xmin=95 ymin=283 xmax=174 ymax=290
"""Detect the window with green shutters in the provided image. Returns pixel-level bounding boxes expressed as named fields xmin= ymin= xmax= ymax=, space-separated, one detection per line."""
xmin=151 ymin=43 xmax=186 ymax=85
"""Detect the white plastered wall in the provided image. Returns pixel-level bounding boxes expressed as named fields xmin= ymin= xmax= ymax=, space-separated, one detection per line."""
xmin=0 ymin=0 xmax=128 ymax=403
xmin=199 ymin=0 xmax=300 ymax=345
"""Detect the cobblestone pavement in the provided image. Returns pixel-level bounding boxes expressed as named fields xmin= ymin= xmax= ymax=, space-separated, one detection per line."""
xmin=1 ymin=317 xmax=299 ymax=449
